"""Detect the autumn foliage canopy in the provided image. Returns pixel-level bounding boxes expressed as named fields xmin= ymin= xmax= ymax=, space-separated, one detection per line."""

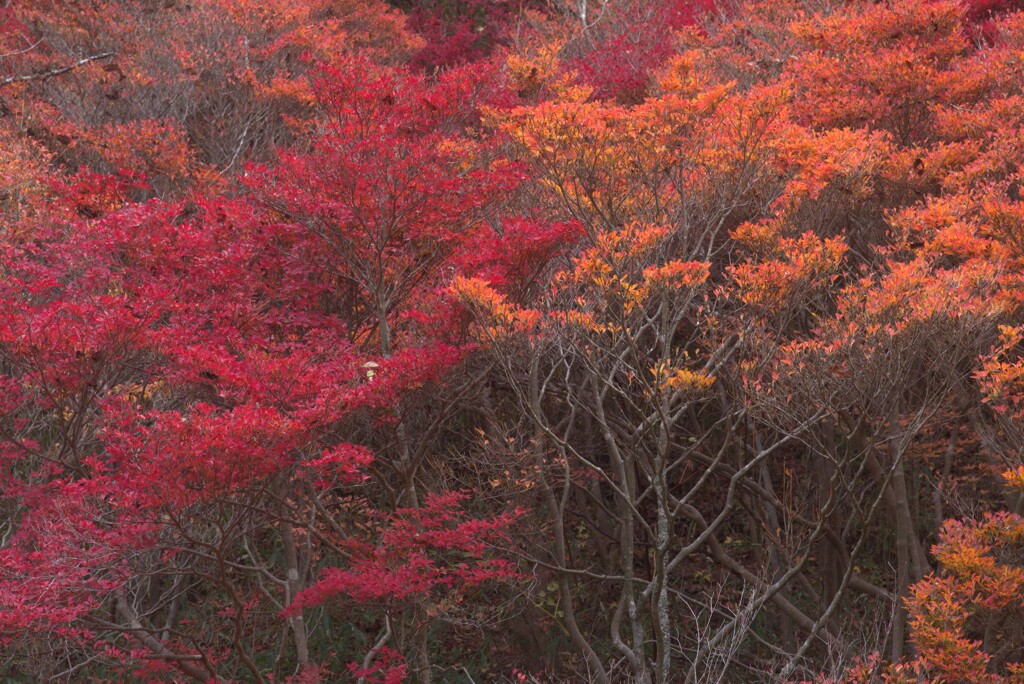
xmin=1 ymin=0 xmax=1024 ymax=682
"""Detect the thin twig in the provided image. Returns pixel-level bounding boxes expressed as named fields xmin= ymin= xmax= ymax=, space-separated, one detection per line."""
xmin=1 ymin=52 xmax=114 ymax=86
